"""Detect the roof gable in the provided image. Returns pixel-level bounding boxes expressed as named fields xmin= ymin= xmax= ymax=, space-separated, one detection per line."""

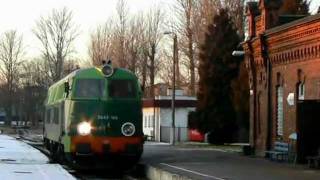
xmin=259 ymin=0 xmax=283 ymax=10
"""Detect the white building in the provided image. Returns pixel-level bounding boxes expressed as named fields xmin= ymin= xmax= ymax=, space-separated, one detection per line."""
xmin=143 ymin=90 xmax=197 ymax=143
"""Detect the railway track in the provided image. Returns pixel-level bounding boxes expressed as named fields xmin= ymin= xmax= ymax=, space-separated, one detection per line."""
xmin=18 ymin=135 xmax=145 ymax=180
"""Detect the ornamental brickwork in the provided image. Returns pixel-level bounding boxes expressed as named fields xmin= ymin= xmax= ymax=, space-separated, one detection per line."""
xmin=243 ymin=0 xmax=320 ymax=155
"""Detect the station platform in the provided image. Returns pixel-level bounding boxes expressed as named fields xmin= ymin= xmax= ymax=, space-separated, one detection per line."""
xmin=0 ymin=135 xmax=75 ymax=180
xmin=142 ymin=142 xmax=320 ymax=180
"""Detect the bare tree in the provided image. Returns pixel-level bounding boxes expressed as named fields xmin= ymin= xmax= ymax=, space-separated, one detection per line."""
xmin=126 ymin=13 xmax=145 ymax=73
xmin=171 ymin=0 xmax=244 ymax=96
xmin=144 ymin=6 xmax=164 ymax=94
xmin=33 ymin=7 xmax=78 ymax=83
xmin=173 ymin=0 xmax=218 ymax=95
xmin=157 ymin=49 xmax=173 ymax=85
xmin=115 ymin=0 xmax=129 ymax=68
xmin=88 ymin=19 xmax=115 ymax=66
xmin=0 ymin=30 xmax=24 ymax=125
xmin=175 ymin=0 xmax=197 ymax=95
xmin=88 ymin=11 xmax=146 ymax=80
xmin=86 ymin=4 xmax=164 ymax=95
xmin=138 ymin=31 xmax=149 ymax=90
xmin=224 ymin=0 xmax=245 ymax=38
xmin=63 ymin=58 xmax=79 ymax=75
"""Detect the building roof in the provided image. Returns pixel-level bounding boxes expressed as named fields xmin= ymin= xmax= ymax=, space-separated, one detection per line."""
xmin=266 ymin=13 xmax=320 ymax=35
xmin=143 ymin=98 xmax=197 ymax=108
xmin=155 ymin=95 xmax=196 ymax=100
xmin=278 ymin=15 xmax=307 ymax=25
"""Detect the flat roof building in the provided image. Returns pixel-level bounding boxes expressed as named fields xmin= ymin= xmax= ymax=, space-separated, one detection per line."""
xmin=142 ymin=88 xmax=197 ymax=142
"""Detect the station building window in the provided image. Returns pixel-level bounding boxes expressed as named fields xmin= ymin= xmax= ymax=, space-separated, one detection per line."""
xmin=276 ymin=86 xmax=284 ymax=137
xmin=298 ymin=83 xmax=305 ymax=100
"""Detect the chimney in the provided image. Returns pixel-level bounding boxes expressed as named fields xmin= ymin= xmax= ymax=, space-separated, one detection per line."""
xmin=246 ymin=1 xmax=260 ymax=38
xmin=259 ymin=0 xmax=283 ymax=31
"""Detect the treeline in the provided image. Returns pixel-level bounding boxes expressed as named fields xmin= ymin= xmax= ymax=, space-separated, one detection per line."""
xmin=0 ymin=8 xmax=79 ymax=125
xmin=0 ymin=0 xmax=314 ymax=129
xmin=88 ymin=0 xmax=245 ymax=95
xmin=0 ymin=0 xmax=257 ymax=127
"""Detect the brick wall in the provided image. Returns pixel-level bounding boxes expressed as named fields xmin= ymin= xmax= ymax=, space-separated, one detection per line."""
xmin=243 ymin=0 xmax=320 ymax=154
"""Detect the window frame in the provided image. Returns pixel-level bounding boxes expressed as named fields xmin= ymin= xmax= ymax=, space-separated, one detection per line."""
xmin=107 ymin=79 xmax=137 ymax=99
xmin=72 ymin=78 xmax=105 ymax=99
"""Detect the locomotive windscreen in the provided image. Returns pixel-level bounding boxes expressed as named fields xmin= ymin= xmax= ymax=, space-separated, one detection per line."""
xmin=74 ymin=79 xmax=105 ymax=98
xmin=108 ymin=80 xmax=136 ymax=98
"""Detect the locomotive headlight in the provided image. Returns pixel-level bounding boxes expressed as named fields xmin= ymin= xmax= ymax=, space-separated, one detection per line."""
xmin=121 ymin=122 xmax=135 ymax=136
xmin=77 ymin=122 xmax=92 ymax=136
xmin=102 ymin=64 xmax=114 ymax=77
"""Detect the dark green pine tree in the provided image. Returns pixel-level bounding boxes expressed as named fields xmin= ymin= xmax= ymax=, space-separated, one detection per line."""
xmin=197 ymin=8 xmax=241 ymax=144
xmin=279 ymin=0 xmax=310 ymax=15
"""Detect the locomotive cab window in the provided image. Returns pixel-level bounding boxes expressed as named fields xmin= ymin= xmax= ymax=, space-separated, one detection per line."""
xmin=108 ymin=80 xmax=136 ymax=98
xmin=74 ymin=79 xmax=105 ymax=99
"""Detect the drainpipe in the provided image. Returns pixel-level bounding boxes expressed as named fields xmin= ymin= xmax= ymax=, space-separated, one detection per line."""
xmin=247 ymin=42 xmax=257 ymax=149
xmin=153 ymin=88 xmax=156 ymax=141
xmin=233 ymin=42 xmax=257 ymax=149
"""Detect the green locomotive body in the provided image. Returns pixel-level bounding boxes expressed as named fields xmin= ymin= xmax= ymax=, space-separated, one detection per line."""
xmin=44 ymin=65 xmax=144 ymax=168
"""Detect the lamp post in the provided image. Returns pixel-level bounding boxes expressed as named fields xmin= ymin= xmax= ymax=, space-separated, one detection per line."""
xmin=164 ymin=31 xmax=177 ymax=145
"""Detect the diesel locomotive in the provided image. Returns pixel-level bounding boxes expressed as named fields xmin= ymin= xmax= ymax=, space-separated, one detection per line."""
xmin=43 ymin=64 xmax=144 ymax=168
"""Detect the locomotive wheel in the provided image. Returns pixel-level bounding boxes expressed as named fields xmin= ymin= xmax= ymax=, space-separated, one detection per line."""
xmin=44 ymin=138 xmax=49 ymax=150
xmin=49 ymin=141 xmax=58 ymax=162
xmin=55 ymin=145 xmax=64 ymax=164
xmin=115 ymin=154 xmax=142 ymax=171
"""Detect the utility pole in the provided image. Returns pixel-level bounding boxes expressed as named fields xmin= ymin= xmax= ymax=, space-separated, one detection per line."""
xmin=164 ymin=32 xmax=177 ymax=145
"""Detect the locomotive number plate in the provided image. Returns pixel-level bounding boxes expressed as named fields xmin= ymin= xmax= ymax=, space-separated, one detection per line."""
xmin=98 ymin=115 xmax=119 ymax=120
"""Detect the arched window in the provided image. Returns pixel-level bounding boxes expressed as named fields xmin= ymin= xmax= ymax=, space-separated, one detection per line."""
xmin=276 ymin=86 xmax=284 ymax=136
xmin=298 ymin=83 xmax=305 ymax=100
xmin=297 ymin=69 xmax=305 ymax=100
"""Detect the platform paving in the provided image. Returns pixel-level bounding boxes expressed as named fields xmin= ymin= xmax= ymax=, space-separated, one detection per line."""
xmin=142 ymin=142 xmax=320 ymax=180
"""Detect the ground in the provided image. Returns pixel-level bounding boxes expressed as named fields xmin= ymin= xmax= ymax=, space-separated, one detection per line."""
xmin=1 ymin=125 xmax=320 ymax=180
xmin=0 ymin=134 xmax=75 ymax=180
xmin=142 ymin=142 xmax=320 ymax=180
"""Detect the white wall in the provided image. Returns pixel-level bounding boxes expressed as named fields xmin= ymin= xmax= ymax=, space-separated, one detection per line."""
xmin=142 ymin=108 xmax=156 ymax=139
xmin=160 ymin=107 xmax=195 ymax=127
xmin=143 ymin=106 xmax=196 ymax=142
xmin=142 ymin=107 xmax=162 ymax=141
xmin=159 ymin=107 xmax=195 ymax=142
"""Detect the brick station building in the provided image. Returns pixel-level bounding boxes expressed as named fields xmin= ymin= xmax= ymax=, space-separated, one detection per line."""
xmin=243 ymin=0 xmax=320 ymax=160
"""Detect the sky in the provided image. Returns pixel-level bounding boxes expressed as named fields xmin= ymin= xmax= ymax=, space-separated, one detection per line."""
xmin=0 ymin=0 xmax=318 ymax=62
xmin=0 ymin=0 xmax=172 ymax=62
xmin=310 ymin=0 xmax=320 ymax=13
